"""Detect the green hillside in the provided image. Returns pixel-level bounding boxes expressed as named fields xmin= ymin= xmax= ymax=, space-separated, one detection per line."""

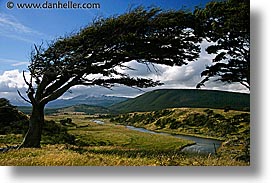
xmin=110 ymin=89 xmax=250 ymax=113
xmin=110 ymin=108 xmax=250 ymax=162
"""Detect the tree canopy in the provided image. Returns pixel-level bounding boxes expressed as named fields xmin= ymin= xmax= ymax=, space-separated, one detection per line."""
xmin=18 ymin=2 xmax=250 ymax=148
xmin=19 ymin=7 xmax=201 ymax=148
xmin=195 ymin=0 xmax=250 ymax=89
xmin=24 ymin=7 xmax=201 ymax=107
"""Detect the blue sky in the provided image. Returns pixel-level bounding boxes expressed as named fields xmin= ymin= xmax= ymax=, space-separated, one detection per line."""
xmin=0 ymin=0 xmax=249 ymax=104
xmin=0 ymin=0 xmax=210 ymax=73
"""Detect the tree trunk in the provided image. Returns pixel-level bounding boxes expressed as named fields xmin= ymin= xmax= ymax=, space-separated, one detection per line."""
xmin=19 ymin=103 xmax=45 ymax=148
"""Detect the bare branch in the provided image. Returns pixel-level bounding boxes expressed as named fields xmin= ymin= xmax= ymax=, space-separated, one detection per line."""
xmin=22 ymin=71 xmax=31 ymax=87
xmin=240 ymin=81 xmax=250 ymax=90
xmin=41 ymin=76 xmax=81 ymax=104
xmin=119 ymin=64 xmax=136 ymax=71
xmin=34 ymin=44 xmax=43 ymax=54
xmin=17 ymin=90 xmax=32 ymax=104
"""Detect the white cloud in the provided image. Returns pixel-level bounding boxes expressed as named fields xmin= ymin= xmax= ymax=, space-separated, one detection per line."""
xmin=115 ymin=58 xmax=210 ymax=88
xmin=0 ymin=58 xmax=249 ymax=106
xmin=0 ymin=70 xmax=31 ymax=105
xmin=0 ymin=70 xmax=28 ymax=91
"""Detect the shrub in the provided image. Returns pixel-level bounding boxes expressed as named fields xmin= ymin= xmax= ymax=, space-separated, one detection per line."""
xmin=60 ymin=118 xmax=76 ymax=126
xmin=169 ymin=119 xmax=182 ymax=129
xmin=0 ymin=98 xmax=76 ymax=145
xmin=42 ymin=120 xmax=76 ymax=145
xmin=0 ymin=98 xmax=11 ymax=107
xmin=0 ymin=104 xmax=29 ymax=135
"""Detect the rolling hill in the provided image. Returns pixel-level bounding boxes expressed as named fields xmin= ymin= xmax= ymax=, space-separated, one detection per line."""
xmin=110 ymin=89 xmax=250 ymax=113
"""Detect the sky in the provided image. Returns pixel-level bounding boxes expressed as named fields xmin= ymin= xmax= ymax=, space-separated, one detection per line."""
xmin=0 ymin=0 xmax=249 ymax=104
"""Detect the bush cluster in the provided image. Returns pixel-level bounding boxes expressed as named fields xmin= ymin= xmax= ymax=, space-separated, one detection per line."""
xmin=110 ymin=109 xmax=174 ymax=127
xmin=110 ymin=108 xmax=250 ymax=162
xmin=41 ymin=120 xmax=76 ymax=145
xmin=0 ymin=98 xmax=29 ymax=135
xmin=0 ymin=98 xmax=76 ymax=145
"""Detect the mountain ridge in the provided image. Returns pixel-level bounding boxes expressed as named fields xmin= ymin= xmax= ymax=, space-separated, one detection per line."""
xmin=11 ymin=95 xmax=128 ymax=108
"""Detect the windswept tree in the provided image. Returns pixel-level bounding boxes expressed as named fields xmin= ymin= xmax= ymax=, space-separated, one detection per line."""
xmin=18 ymin=7 xmax=201 ymax=148
xmin=195 ymin=0 xmax=250 ymax=90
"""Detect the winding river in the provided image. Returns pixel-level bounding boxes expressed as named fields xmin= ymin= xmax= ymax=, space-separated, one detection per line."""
xmin=92 ymin=120 xmax=223 ymax=154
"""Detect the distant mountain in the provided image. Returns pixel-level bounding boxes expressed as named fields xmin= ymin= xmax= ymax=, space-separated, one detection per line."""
xmin=110 ymin=89 xmax=250 ymax=113
xmin=46 ymin=95 xmax=128 ymax=108
xmin=12 ymin=95 xmax=128 ymax=108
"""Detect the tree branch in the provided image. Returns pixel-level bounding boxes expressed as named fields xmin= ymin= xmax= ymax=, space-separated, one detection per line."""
xmin=17 ymin=90 xmax=32 ymax=104
xmin=41 ymin=76 xmax=81 ymax=104
xmin=240 ymin=81 xmax=250 ymax=90
xmin=82 ymin=77 xmax=162 ymax=88
xmin=43 ymin=75 xmax=70 ymax=97
xmin=23 ymin=71 xmax=31 ymax=87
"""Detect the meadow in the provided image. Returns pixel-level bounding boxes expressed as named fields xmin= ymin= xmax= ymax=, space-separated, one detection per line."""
xmin=0 ymin=111 xmax=249 ymax=166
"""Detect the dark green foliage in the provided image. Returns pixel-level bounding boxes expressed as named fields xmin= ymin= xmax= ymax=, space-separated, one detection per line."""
xmin=60 ymin=118 xmax=77 ymax=127
xmin=0 ymin=119 xmax=29 ymax=135
xmin=169 ymin=119 xmax=182 ymax=129
xmin=111 ymin=109 xmax=175 ymax=127
xmin=195 ymin=0 xmax=250 ymax=89
xmin=184 ymin=113 xmax=207 ymax=127
xmin=41 ymin=120 xmax=76 ymax=145
xmin=0 ymin=118 xmax=76 ymax=145
xmin=0 ymin=98 xmax=75 ymax=145
xmin=0 ymin=98 xmax=29 ymax=135
xmin=224 ymin=106 xmax=231 ymax=112
xmin=25 ymin=7 xmax=201 ymax=111
xmin=0 ymin=98 xmax=12 ymax=107
xmin=110 ymin=89 xmax=250 ymax=113
xmin=155 ymin=118 xmax=167 ymax=129
xmin=111 ymin=109 xmax=249 ymax=139
xmin=20 ymin=7 xmax=202 ymax=148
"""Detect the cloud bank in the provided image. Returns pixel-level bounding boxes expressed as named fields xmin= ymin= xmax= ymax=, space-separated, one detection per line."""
xmin=0 ymin=40 xmax=248 ymax=105
xmin=0 ymin=59 xmax=248 ymax=106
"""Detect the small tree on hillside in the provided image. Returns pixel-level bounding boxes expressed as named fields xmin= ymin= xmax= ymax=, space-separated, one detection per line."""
xmin=18 ymin=7 xmax=202 ymax=148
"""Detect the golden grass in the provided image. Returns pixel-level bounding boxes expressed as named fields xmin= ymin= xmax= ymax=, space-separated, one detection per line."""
xmin=0 ymin=144 xmax=249 ymax=166
xmin=0 ymin=112 xmax=250 ymax=166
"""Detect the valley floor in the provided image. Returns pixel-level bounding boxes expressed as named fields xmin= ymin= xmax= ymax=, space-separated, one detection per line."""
xmin=0 ymin=112 xmax=249 ymax=166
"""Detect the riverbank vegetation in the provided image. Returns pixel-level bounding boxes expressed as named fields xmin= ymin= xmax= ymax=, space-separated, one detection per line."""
xmin=0 ymin=110 xmax=249 ymax=166
xmin=110 ymin=108 xmax=250 ymax=162
xmin=0 ymin=98 xmax=249 ymax=166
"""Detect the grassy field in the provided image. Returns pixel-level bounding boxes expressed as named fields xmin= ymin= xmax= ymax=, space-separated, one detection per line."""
xmin=0 ymin=144 xmax=247 ymax=166
xmin=0 ymin=113 xmax=249 ymax=166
